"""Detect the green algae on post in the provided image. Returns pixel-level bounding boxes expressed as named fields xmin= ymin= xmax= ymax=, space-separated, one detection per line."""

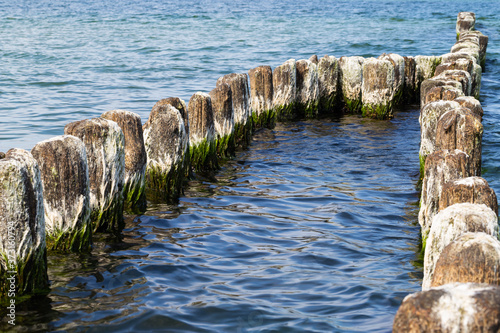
xmin=64 ymin=118 xmax=126 ymax=233
xmin=31 ymin=135 xmax=92 ymax=252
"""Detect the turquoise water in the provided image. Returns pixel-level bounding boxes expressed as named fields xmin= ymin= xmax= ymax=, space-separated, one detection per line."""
xmin=1 ymin=1 xmax=499 ymax=332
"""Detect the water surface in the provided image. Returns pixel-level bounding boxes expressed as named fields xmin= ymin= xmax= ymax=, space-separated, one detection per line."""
xmin=1 ymin=1 xmax=499 ymax=331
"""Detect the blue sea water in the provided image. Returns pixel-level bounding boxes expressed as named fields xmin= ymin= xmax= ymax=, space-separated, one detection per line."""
xmin=0 ymin=0 xmax=499 ymax=332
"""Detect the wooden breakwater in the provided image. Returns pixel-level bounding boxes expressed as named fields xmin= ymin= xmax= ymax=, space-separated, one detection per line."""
xmin=392 ymin=12 xmax=500 ymax=332
xmin=0 ymin=12 xmax=496 ymax=328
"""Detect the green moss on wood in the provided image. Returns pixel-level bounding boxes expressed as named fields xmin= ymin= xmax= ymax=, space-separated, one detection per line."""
xmin=216 ymin=133 xmax=236 ymax=158
xmin=123 ymin=180 xmax=146 ymax=214
xmin=274 ymin=102 xmax=298 ymax=121
xmin=46 ymin=222 xmax=92 ymax=253
xmin=145 ymin=156 xmax=189 ymax=203
xmin=343 ymin=96 xmax=362 ymax=114
xmin=252 ymin=109 xmax=276 ymax=130
xmin=0 ymin=248 xmax=49 ymax=304
xmin=190 ymin=138 xmax=218 ymax=173
xmin=319 ymin=94 xmax=339 ymax=115
xmin=361 ymin=102 xmax=393 ymax=120
xmin=234 ymin=119 xmax=253 ymax=148
xmin=90 ymin=195 xmax=124 ymax=233
xmin=296 ymin=101 xmax=319 ymax=119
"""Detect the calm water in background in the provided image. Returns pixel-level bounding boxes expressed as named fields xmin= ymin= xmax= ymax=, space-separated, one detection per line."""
xmin=0 ymin=1 xmax=499 ymax=332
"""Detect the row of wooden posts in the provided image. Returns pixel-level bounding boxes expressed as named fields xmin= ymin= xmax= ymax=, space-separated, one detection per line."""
xmin=393 ymin=12 xmax=500 ymax=332
xmin=0 ymin=12 xmax=491 ymax=310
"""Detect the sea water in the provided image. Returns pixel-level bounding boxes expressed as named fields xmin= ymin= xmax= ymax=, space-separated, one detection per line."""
xmin=0 ymin=1 xmax=499 ymax=332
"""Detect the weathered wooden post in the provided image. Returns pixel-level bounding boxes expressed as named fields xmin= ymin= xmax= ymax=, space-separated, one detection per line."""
xmin=379 ymin=53 xmax=405 ymax=106
xmin=153 ymin=97 xmax=190 ymax=136
xmin=101 ymin=110 xmax=147 ymax=212
xmin=459 ymin=30 xmax=488 ymax=68
xmin=187 ymin=92 xmax=218 ymax=172
xmin=439 ymin=177 xmax=498 ymax=215
xmin=361 ymin=57 xmax=395 ymax=119
xmin=456 ymin=12 xmax=475 ymax=38
xmin=419 ymin=100 xmax=461 ymax=170
xmin=419 ymin=149 xmax=471 ymax=240
xmin=209 ymin=83 xmax=235 ymax=158
xmin=295 ymin=59 xmax=319 ymax=118
xmin=317 ymin=55 xmax=340 ymax=114
xmin=143 ymin=102 xmax=189 ymax=202
xmin=339 ymin=56 xmax=364 ymax=113
xmin=272 ymin=59 xmax=297 ymax=121
xmin=431 ymin=233 xmax=500 ymax=287
xmin=435 ymin=108 xmax=483 ymax=176
xmin=420 ymin=77 xmax=463 ymax=107
xmin=403 ymin=56 xmax=417 ymax=103
xmin=248 ymin=65 xmax=274 ymax=129
xmin=31 ymin=136 xmax=91 ymax=252
xmin=217 ymin=73 xmax=252 ymax=148
xmin=394 ymin=283 xmax=500 ymax=332
xmin=441 ymin=52 xmax=482 ymax=99
xmin=423 ymin=203 xmax=498 ymax=289
xmin=308 ymin=54 xmax=318 ymax=64
xmin=454 ymin=96 xmax=483 ymax=119
xmin=0 ymin=149 xmax=49 ymax=298
xmin=64 ymin=118 xmax=125 ymax=232
xmin=414 ymin=55 xmax=442 ymax=90
xmin=435 ymin=58 xmax=474 ymax=77
xmin=434 ymin=70 xmax=472 ymax=96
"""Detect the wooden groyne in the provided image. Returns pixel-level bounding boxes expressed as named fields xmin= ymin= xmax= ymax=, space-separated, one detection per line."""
xmin=0 ymin=13 xmax=497 ymax=329
xmin=393 ymin=12 xmax=500 ymax=332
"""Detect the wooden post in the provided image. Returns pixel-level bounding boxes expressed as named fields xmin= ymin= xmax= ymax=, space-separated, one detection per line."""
xmin=317 ymin=55 xmax=340 ymax=114
xmin=394 ymin=283 xmax=500 ymax=332
xmin=295 ymin=59 xmax=320 ymax=118
xmin=187 ymin=92 xmax=218 ymax=172
xmin=423 ymin=203 xmax=498 ymax=289
xmin=272 ymin=59 xmax=297 ymax=121
xmin=209 ymin=83 xmax=235 ymax=158
xmin=31 ymin=136 xmax=91 ymax=252
xmin=439 ymin=177 xmax=498 ymax=215
xmin=419 ymin=149 xmax=472 ymax=240
xmin=101 ymin=110 xmax=147 ymax=212
xmin=339 ymin=56 xmax=364 ymax=113
xmin=143 ymin=103 xmax=189 ymax=202
xmin=0 ymin=149 xmax=49 ymax=298
xmin=217 ymin=73 xmax=252 ymax=148
xmin=361 ymin=57 xmax=396 ymax=119
xmin=431 ymin=233 xmax=500 ymax=287
xmin=435 ymin=108 xmax=483 ymax=176
xmin=248 ymin=65 xmax=274 ymax=129
xmin=64 ymin=118 xmax=125 ymax=232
